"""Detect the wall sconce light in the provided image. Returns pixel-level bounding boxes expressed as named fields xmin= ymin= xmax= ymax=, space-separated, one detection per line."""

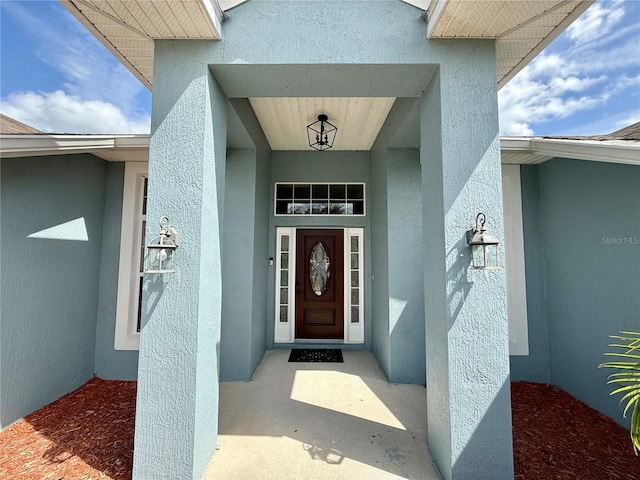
xmin=146 ymin=216 xmax=178 ymax=273
xmin=466 ymin=213 xmax=500 ymax=270
xmin=307 ymin=114 xmax=337 ymax=151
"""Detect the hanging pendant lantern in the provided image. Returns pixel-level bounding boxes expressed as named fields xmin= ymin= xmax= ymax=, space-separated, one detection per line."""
xmin=307 ymin=114 xmax=337 ymax=151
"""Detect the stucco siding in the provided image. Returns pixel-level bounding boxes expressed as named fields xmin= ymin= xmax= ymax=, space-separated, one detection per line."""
xmin=509 ymin=165 xmax=551 ymax=383
xmin=370 ymin=147 xmax=391 ymax=376
xmin=250 ymin=146 xmax=271 ymax=374
xmin=221 ymin=148 xmax=259 ymax=381
xmin=0 ymin=154 xmax=105 ymax=427
xmin=387 ymin=148 xmax=425 ymax=384
xmin=94 ymin=162 xmax=139 ymax=380
xmin=539 ymin=158 xmax=640 ymax=428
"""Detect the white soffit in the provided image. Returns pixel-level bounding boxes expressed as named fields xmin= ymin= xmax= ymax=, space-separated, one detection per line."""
xmin=426 ymin=0 xmax=594 ymax=88
xmin=60 ymin=0 xmax=224 ymax=88
xmin=61 ymin=0 xmax=594 ymax=91
xmin=249 ymin=98 xmax=396 ymax=151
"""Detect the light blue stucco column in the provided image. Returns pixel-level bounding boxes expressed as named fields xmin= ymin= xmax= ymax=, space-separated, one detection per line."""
xmin=132 ymin=41 xmax=226 ymax=480
xmin=420 ymin=45 xmax=514 ymax=479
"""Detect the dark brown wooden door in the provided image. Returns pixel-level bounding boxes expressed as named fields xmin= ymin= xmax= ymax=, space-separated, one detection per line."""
xmin=295 ymin=229 xmax=344 ymax=339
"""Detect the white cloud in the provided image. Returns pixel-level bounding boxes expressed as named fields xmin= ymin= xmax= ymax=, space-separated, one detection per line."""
xmin=614 ymin=113 xmax=640 ymax=130
xmin=1 ymin=2 xmax=149 ymax=134
xmin=498 ymin=54 xmax=610 ymax=135
xmin=566 ymin=0 xmax=625 ymax=45
xmin=499 ymin=0 xmax=640 ymax=136
xmin=1 ymin=90 xmax=150 ymax=134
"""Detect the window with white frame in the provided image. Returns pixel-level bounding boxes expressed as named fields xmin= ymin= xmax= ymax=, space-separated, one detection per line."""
xmin=114 ymin=162 xmax=147 ymax=350
xmin=275 ymin=183 xmax=365 ymax=216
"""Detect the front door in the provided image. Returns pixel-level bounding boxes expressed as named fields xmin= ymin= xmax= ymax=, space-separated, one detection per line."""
xmin=295 ymin=229 xmax=344 ymax=339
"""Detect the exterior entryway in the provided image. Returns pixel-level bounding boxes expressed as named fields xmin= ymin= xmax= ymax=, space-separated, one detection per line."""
xmin=295 ymin=229 xmax=344 ymax=339
xmin=274 ymin=227 xmax=365 ymax=344
xmin=204 ymin=350 xmax=441 ymax=480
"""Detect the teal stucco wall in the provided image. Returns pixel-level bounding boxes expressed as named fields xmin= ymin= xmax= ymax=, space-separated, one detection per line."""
xmin=539 ymin=159 xmax=639 ymax=427
xmin=133 ymin=43 xmax=227 ymax=480
xmin=510 ymin=159 xmax=640 ymax=429
xmin=509 ymin=165 xmax=551 ymax=383
xmin=370 ymin=147 xmax=426 ymax=384
xmin=419 ymin=44 xmax=513 ymax=479
xmin=387 ymin=148 xmax=425 ymax=384
xmin=0 ymin=155 xmax=105 ymax=427
xmin=94 ymin=162 xmax=139 ymax=380
xmin=221 ymin=147 xmax=271 ymax=381
xmin=220 ymin=98 xmax=272 ymax=382
xmin=250 ymin=145 xmax=271 ymax=374
xmin=370 ymin=147 xmax=391 ymax=375
xmin=222 ymin=148 xmax=259 ymax=380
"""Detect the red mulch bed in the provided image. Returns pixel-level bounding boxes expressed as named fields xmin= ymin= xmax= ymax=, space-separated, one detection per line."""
xmin=0 ymin=378 xmax=136 ymax=479
xmin=0 ymin=379 xmax=638 ymax=479
xmin=512 ymin=381 xmax=640 ymax=479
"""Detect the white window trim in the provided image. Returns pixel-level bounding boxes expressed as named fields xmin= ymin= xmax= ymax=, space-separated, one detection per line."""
xmin=114 ymin=162 xmax=147 ymax=350
xmin=502 ymin=165 xmax=529 ymax=355
xmin=273 ymin=227 xmax=365 ymax=344
xmin=344 ymin=228 xmax=365 ymax=343
xmin=274 ymin=227 xmax=296 ymax=343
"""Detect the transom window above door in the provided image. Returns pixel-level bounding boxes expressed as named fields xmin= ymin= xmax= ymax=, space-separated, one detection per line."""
xmin=275 ymin=183 xmax=365 ymax=216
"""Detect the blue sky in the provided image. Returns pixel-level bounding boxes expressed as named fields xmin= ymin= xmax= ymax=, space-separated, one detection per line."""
xmin=1 ymin=0 xmax=638 ymax=136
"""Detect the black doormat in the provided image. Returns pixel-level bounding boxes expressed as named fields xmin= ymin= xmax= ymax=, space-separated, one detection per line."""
xmin=288 ymin=349 xmax=343 ymax=363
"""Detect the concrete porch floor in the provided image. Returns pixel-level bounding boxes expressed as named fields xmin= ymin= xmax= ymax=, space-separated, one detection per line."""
xmin=203 ymin=349 xmax=442 ymax=479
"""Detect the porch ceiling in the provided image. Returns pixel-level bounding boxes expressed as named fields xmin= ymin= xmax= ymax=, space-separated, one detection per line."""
xmin=60 ymin=0 xmax=594 ymax=91
xmin=249 ymin=97 xmax=396 ymax=151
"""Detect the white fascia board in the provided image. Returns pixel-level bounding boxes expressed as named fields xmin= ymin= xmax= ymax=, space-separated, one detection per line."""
xmin=402 ymin=0 xmax=430 ymax=11
xmin=500 ymin=137 xmax=640 ymax=166
xmin=530 ymin=139 xmax=640 ymax=166
xmin=218 ymin=0 xmax=249 ymax=11
xmin=202 ymin=0 xmax=224 ymax=38
xmin=500 ymin=138 xmax=533 ymax=152
xmin=425 ymin=0 xmax=447 ymax=38
xmin=0 ymin=134 xmax=150 ymax=159
xmin=113 ymin=135 xmax=150 ymax=149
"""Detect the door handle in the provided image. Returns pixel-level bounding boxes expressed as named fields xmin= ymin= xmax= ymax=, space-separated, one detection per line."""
xmin=295 ymin=278 xmax=302 ymax=295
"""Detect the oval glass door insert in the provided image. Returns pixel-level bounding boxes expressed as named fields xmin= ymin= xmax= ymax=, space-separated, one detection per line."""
xmin=310 ymin=242 xmax=330 ymax=296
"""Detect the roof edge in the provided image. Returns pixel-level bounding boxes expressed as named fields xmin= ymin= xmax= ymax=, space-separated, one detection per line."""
xmin=0 ymin=134 xmax=150 ymax=160
xmin=498 ymin=0 xmax=595 ymax=89
xmin=2 ymin=134 xmax=637 ymax=166
xmin=60 ymin=0 xmax=153 ymax=91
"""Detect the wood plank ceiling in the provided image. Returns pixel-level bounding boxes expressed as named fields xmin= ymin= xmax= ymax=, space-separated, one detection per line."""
xmin=249 ymin=98 xmax=396 ymax=151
